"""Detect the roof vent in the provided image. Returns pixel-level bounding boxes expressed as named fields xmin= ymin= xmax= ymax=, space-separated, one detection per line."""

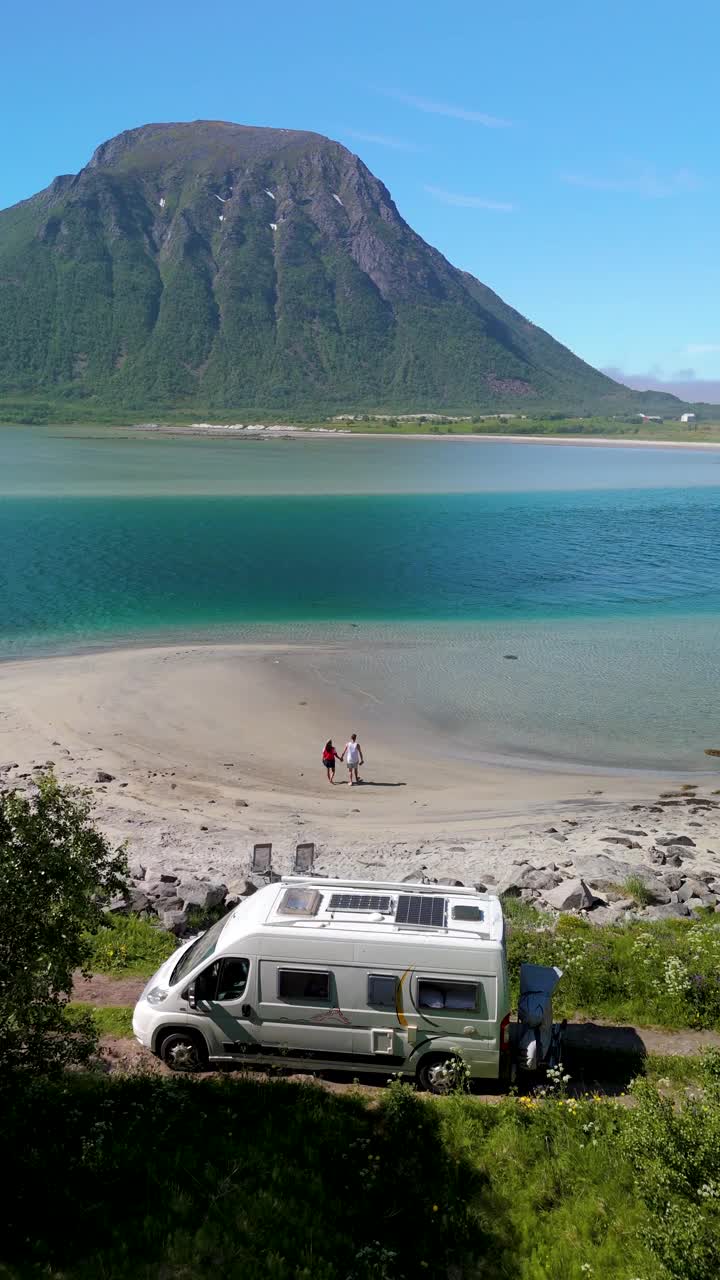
xmin=277 ymin=887 xmax=322 ymax=917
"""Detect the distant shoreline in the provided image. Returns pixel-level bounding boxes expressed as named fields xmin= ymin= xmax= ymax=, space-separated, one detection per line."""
xmin=120 ymin=423 xmax=720 ymax=451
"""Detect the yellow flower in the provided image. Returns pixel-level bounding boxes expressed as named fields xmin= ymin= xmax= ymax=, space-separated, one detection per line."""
xmin=432 ymin=1204 xmax=439 ymax=1212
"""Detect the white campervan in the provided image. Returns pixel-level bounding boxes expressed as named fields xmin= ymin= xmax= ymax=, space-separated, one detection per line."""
xmin=132 ymin=877 xmax=512 ymax=1092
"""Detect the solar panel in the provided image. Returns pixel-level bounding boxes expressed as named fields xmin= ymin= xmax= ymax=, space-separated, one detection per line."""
xmin=395 ymin=895 xmax=447 ymax=927
xmin=328 ymin=893 xmax=393 ymax=913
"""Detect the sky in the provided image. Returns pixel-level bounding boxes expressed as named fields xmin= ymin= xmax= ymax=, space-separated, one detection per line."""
xmin=3 ymin=0 xmax=719 ymax=398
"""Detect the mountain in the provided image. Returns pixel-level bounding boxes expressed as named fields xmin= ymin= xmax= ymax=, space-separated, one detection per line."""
xmin=0 ymin=120 xmax=683 ymax=416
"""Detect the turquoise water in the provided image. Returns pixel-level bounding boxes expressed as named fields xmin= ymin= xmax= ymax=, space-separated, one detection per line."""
xmin=2 ymin=426 xmax=719 ymax=768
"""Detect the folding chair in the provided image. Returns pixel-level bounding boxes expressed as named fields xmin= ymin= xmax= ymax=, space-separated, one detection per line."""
xmin=292 ymin=842 xmax=316 ymax=874
xmin=251 ymin=842 xmax=273 ymax=880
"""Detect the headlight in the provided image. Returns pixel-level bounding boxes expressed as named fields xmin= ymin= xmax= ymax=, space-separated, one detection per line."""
xmin=146 ymin=986 xmax=169 ymax=1005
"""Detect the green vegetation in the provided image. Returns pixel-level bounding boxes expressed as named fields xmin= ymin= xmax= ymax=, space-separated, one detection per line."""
xmin=0 ymin=120 xmax=691 ymax=420
xmin=508 ymin=909 xmax=720 ymax=1029
xmin=85 ymin=911 xmax=177 ymax=977
xmin=0 ymin=773 xmax=127 ymax=1074
xmin=68 ymin=1003 xmax=134 ymax=1038
xmin=4 ymin=1069 xmax=720 ymax=1278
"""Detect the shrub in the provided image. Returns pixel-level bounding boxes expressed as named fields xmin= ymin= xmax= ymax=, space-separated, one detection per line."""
xmin=0 ymin=773 xmax=128 ymax=1073
xmin=86 ymin=912 xmax=177 ymax=976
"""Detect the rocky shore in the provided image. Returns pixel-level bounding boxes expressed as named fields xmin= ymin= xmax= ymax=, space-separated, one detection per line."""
xmin=4 ymin=754 xmax=718 ymax=935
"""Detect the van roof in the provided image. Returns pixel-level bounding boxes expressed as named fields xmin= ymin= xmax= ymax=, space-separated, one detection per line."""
xmin=217 ymin=876 xmax=505 ymax=949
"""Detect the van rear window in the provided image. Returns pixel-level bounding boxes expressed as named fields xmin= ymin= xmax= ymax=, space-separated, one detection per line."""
xmin=418 ymin=980 xmax=477 ymax=1011
xmin=277 ymin=969 xmax=330 ymax=1001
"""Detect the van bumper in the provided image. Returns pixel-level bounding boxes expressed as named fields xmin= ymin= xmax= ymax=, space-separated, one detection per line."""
xmin=131 ymin=1000 xmax=156 ymax=1050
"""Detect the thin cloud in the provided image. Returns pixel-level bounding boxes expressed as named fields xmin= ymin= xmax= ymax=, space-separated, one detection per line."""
xmin=424 ymin=184 xmax=514 ymax=212
xmin=603 ymin=366 xmax=720 ymax=404
xmin=562 ymin=168 xmax=702 ymax=199
xmin=342 ymin=128 xmax=423 ymax=152
xmin=382 ymin=89 xmax=511 ymax=128
xmin=686 ymin=343 xmax=720 ymax=355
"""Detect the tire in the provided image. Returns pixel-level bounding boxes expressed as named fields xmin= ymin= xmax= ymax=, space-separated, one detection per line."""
xmin=417 ymin=1054 xmax=457 ymax=1095
xmin=157 ymin=1029 xmax=208 ymax=1073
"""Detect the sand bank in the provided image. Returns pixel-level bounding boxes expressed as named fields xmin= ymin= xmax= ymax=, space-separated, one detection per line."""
xmin=2 ymin=642 xmax=719 ymax=886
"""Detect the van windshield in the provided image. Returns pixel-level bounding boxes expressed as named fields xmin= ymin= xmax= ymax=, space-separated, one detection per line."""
xmin=170 ymin=915 xmax=229 ymax=987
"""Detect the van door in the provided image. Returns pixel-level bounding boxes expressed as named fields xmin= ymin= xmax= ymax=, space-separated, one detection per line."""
xmin=191 ymin=956 xmax=262 ymax=1059
xmin=255 ymin=960 xmax=354 ymax=1062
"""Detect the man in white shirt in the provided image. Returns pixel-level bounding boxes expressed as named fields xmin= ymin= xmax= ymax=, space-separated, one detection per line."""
xmin=343 ymin=733 xmax=364 ymax=786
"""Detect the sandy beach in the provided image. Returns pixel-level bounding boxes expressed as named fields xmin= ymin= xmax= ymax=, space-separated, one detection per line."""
xmin=2 ymin=642 xmax=719 ymax=889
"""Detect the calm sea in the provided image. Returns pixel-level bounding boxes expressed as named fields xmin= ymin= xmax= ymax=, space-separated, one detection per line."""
xmin=2 ymin=426 xmax=719 ymax=769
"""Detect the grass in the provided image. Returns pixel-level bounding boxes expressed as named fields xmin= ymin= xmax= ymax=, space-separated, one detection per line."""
xmin=84 ymin=912 xmax=178 ymax=978
xmin=68 ymin=1003 xmax=134 ymax=1038
xmin=620 ymin=874 xmax=653 ymax=907
xmin=5 ymin=1071 xmax=720 ymax=1279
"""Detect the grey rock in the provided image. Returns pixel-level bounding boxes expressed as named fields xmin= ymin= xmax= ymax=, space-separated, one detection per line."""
xmin=144 ymin=880 xmax=181 ymax=902
xmin=95 ymin=770 xmax=115 ymax=783
xmin=128 ymin=861 xmax=146 ymax=881
xmin=223 ymin=895 xmax=241 ymax=912
xmin=127 ymin=888 xmax=150 ymax=914
xmin=572 ymin=855 xmax=637 ymax=885
xmin=162 ymin=909 xmax=189 ymax=936
xmin=656 ymin=834 xmax=695 ymax=847
xmin=107 ymin=893 xmax=130 ymax=914
xmin=226 ymin=878 xmax=258 ymax=898
xmin=521 ymin=868 xmax=562 ymax=892
xmin=545 ymin=878 xmax=596 ymax=911
xmin=235 ymin=799 xmax=249 ymax=808
xmin=178 ymin=879 xmax=228 ymax=911
xmin=648 ymin=847 xmax=666 ymax=865
xmin=143 ymin=868 xmax=179 ymax=885
xmin=661 ymin=870 xmax=685 ymax=891
xmin=644 ymin=902 xmax=689 ymax=920
xmin=676 ymin=875 xmax=707 ymax=906
xmin=587 ymin=905 xmax=627 ymax=926
xmin=602 ymin=836 xmax=642 ymax=849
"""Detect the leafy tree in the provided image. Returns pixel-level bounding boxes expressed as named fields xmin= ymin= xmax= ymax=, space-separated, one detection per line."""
xmin=0 ymin=774 xmax=128 ymax=1074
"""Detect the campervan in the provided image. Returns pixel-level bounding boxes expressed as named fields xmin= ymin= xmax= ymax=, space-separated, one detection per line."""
xmin=132 ymin=877 xmax=513 ymax=1091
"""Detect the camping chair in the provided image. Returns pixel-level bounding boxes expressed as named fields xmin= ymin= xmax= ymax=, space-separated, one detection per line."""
xmin=292 ymin=842 xmax=316 ymax=874
xmin=251 ymin=842 xmax=273 ymax=880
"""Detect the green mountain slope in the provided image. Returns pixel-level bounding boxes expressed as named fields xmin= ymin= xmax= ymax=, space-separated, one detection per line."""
xmin=0 ymin=120 xmax=683 ymax=416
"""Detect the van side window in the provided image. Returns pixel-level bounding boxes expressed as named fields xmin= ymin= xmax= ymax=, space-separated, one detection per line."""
xmin=368 ymin=974 xmax=398 ymax=1007
xmin=418 ymin=980 xmax=477 ymax=1011
xmin=278 ymin=969 xmax=330 ymax=1001
xmin=216 ymin=958 xmax=250 ymax=1002
xmin=193 ymin=958 xmax=249 ymax=1002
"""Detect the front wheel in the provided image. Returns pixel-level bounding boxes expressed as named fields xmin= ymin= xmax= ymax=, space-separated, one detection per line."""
xmin=417 ymin=1054 xmax=458 ymax=1095
xmin=158 ymin=1030 xmax=208 ymax=1073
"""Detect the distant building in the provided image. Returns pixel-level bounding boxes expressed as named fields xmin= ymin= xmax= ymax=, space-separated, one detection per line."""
xmin=680 ymin=412 xmax=696 ymax=424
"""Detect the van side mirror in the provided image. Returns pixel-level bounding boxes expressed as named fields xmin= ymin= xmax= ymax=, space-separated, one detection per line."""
xmin=184 ymin=982 xmax=197 ymax=1009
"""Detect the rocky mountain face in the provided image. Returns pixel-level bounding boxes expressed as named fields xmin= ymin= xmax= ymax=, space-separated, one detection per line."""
xmin=0 ymin=120 xmax=681 ymax=414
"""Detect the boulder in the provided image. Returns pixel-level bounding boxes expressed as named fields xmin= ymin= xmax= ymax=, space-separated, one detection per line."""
xmin=162 ymin=909 xmax=189 ymax=936
xmin=644 ymin=902 xmax=689 ymax=920
xmin=656 ymin=835 xmax=695 ymax=847
xmin=177 ymin=879 xmax=228 ymax=911
xmin=95 ymin=770 xmax=115 ymax=783
xmin=602 ymin=836 xmax=642 ymax=850
xmin=572 ymin=855 xmax=637 ymax=886
xmin=685 ymin=897 xmax=715 ymax=913
xmin=660 ymin=870 xmax=685 ymax=891
xmin=678 ymin=879 xmax=715 ymax=903
xmin=648 ymin=847 xmax=666 ymax=865
xmin=226 ymin=878 xmax=258 ymax=898
xmin=143 ymin=868 xmax=179 ymax=885
xmin=126 ymin=888 xmax=150 ymax=914
xmin=587 ymin=904 xmax=628 ymax=927
xmin=545 ymin=878 xmax=595 ymax=911
xmin=520 ymin=868 xmax=562 ymax=892
xmin=128 ymin=861 xmax=147 ymax=882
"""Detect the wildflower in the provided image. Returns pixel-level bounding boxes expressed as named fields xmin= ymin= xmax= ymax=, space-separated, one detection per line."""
xmin=432 ymin=1204 xmax=438 ymax=1212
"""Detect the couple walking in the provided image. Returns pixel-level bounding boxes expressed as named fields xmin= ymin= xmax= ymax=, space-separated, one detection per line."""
xmin=323 ymin=733 xmax=364 ymax=785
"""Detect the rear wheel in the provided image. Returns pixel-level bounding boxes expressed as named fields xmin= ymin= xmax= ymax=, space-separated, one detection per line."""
xmin=417 ymin=1054 xmax=457 ymax=1095
xmin=157 ymin=1030 xmax=208 ymax=1073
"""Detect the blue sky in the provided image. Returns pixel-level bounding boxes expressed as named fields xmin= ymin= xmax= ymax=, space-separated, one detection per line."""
xmin=3 ymin=0 xmax=719 ymax=397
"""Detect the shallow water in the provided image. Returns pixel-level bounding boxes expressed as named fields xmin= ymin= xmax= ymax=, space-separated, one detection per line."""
xmin=2 ymin=427 xmax=719 ymax=770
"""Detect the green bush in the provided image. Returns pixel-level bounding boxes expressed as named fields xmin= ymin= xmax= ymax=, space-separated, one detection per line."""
xmin=85 ymin=912 xmax=177 ymax=977
xmin=0 ymin=773 xmax=127 ymax=1074
xmin=508 ymin=915 xmax=720 ymax=1029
